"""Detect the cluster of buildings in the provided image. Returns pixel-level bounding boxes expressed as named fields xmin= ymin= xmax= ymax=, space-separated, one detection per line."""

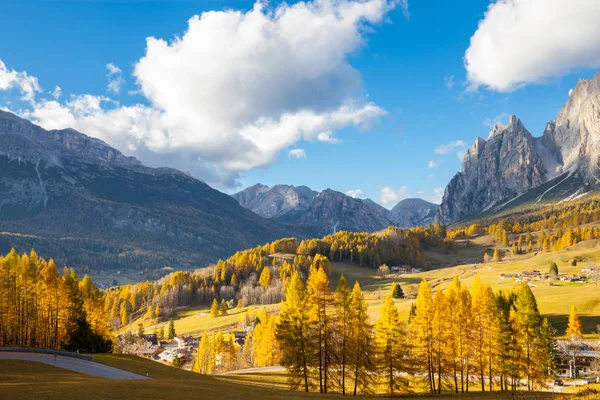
xmin=136 ymin=331 xmax=247 ymax=368
xmin=390 ymin=265 xmax=422 ymax=274
xmin=136 ymin=334 xmax=196 ymax=366
xmin=498 ymin=268 xmax=591 ymax=283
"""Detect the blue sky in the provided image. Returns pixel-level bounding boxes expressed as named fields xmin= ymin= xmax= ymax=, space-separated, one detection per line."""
xmin=1 ymin=0 xmax=599 ymax=206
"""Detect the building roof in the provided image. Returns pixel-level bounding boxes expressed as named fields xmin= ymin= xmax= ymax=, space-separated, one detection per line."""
xmin=556 ymin=340 xmax=600 ymax=358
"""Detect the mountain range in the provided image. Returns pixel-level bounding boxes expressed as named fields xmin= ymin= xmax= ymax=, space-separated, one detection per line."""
xmin=3 ymin=72 xmax=600 ymax=269
xmin=0 ymin=110 xmax=297 ymax=270
xmin=436 ymin=72 xmax=600 ymax=224
xmin=232 ymin=184 xmax=438 ymax=235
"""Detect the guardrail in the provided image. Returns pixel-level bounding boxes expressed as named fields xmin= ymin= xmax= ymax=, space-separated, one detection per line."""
xmin=0 ymin=347 xmax=93 ymax=361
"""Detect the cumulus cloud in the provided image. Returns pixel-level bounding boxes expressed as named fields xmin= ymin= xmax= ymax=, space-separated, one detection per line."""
xmin=0 ymin=60 xmax=40 ymax=102
xmin=379 ymin=186 xmax=408 ymax=206
xmin=465 ymin=0 xmax=600 ymax=92
xmin=105 ymin=63 xmax=124 ymax=94
xmin=346 ymin=188 xmax=363 ymax=198
xmin=428 ymin=160 xmax=437 ymax=168
xmin=0 ymin=0 xmax=397 ymax=187
xmin=288 ymin=148 xmax=306 ymax=159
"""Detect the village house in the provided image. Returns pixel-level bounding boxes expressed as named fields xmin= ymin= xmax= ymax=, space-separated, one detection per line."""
xmin=140 ymin=345 xmax=162 ymax=360
xmin=158 ymin=348 xmax=192 ymax=365
xmin=555 ymin=340 xmax=600 ymax=378
xmin=498 ymin=273 xmax=519 ymax=279
xmin=174 ymin=335 xmax=196 ymax=349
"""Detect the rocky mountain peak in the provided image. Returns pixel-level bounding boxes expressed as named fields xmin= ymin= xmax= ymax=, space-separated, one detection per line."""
xmin=0 ymin=109 xmax=142 ymax=169
xmin=437 ymin=113 xmax=546 ymax=224
xmin=541 ymin=72 xmax=600 ymax=179
xmin=389 ymin=198 xmax=438 ymax=227
xmin=437 ymin=73 xmax=600 ymax=225
xmin=232 ymin=184 xmax=317 ymax=219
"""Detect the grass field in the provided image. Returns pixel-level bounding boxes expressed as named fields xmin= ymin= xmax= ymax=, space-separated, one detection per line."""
xmin=364 ymin=238 xmax=600 ymax=335
xmin=0 ymin=355 xmax=568 ymax=399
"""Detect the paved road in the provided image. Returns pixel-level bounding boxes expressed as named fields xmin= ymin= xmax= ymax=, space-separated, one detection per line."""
xmin=0 ymin=352 xmax=150 ymax=379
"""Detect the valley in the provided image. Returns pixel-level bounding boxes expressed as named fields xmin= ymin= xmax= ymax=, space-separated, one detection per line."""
xmin=2 ymin=26 xmax=600 ymax=399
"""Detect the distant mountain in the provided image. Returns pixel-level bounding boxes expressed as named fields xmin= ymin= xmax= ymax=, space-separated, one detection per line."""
xmin=437 ymin=73 xmax=600 ymax=224
xmin=231 ymin=184 xmax=317 ymax=219
xmin=389 ymin=198 xmax=438 ymax=227
xmin=233 ymin=184 xmax=437 ymax=233
xmin=358 ymin=198 xmax=391 ymax=218
xmin=277 ymin=189 xmax=393 ymax=236
xmin=0 ymin=110 xmax=296 ymax=270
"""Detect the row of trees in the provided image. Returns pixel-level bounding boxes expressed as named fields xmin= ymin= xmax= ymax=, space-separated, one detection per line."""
xmin=273 ymin=269 xmax=556 ymax=395
xmin=0 ymin=249 xmax=112 ymax=352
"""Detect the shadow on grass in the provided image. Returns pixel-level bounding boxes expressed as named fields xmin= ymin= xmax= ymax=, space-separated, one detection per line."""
xmin=546 ymin=314 xmax=600 ymax=336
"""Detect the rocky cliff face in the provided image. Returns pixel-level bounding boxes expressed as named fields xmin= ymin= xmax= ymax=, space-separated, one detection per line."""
xmin=389 ymin=198 xmax=438 ymax=227
xmin=541 ymin=74 xmax=600 ymax=179
xmin=278 ymin=189 xmax=393 ymax=236
xmin=232 ymin=184 xmax=317 ymax=219
xmin=0 ymin=110 xmax=296 ymax=269
xmin=437 ymin=73 xmax=600 ymax=224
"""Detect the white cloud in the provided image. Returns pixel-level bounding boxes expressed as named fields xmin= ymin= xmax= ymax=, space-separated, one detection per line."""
xmin=434 ymin=140 xmax=466 ymax=155
xmin=105 ymin=63 xmax=124 ymax=94
xmin=465 ymin=0 xmax=600 ymax=92
xmin=346 ymin=188 xmax=363 ymax=198
xmin=443 ymin=74 xmax=454 ymax=89
xmin=51 ymin=86 xmax=62 ymax=100
xmin=483 ymin=112 xmax=510 ymax=129
xmin=106 ymin=63 xmax=121 ymax=75
xmin=0 ymin=0 xmax=397 ymax=187
xmin=288 ymin=148 xmax=306 ymax=159
xmin=317 ymin=131 xmax=342 ymax=144
xmin=428 ymin=160 xmax=437 ymax=168
xmin=379 ymin=186 xmax=408 ymax=206
xmin=0 ymin=59 xmax=40 ymax=102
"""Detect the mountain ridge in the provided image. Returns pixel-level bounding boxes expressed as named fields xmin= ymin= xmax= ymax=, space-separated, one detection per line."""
xmin=0 ymin=109 xmax=299 ymax=269
xmin=232 ymin=184 xmax=439 ymax=233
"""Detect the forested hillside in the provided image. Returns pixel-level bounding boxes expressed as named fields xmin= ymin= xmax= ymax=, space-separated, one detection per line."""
xmin=105 ymin=225 xmax=452 ymax=329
